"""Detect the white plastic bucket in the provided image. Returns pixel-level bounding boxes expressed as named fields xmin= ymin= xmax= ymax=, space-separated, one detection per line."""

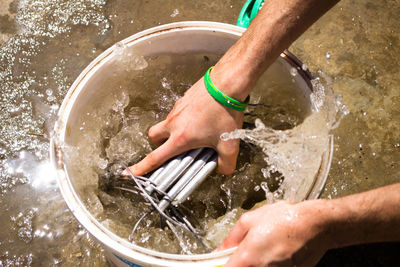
xmin=50 ymin=21 xmax=333 ymax=267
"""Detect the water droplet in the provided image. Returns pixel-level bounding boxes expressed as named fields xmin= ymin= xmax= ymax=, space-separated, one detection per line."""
xmin=161 ymin=77 xmax=171 ymax=89
xmin=325 ymin=52 xmax=331 ymax=59
xmin=260 ymin=181 xmax=269 ymax=192
xmin=98 ymin=158 xmax=108 ymax=169
xmin=290 ymin=67 xmax=298 ymax=77
xmin=170 ymin=9 xmax=180 ymax=17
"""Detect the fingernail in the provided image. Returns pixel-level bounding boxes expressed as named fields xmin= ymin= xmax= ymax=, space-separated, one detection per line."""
xmin=121 ymin=165 xmax=135 ymax=176
xmin=121 ymin=164 xmax=137 ymax=175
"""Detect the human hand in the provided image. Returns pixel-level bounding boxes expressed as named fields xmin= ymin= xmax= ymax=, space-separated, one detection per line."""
xmin=217 ymin=201 xmax=331 ymax=267
xmin=126 ymin=76 xmax=245 ymax=176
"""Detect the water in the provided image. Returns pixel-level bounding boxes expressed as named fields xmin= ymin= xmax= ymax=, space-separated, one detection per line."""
xmin=64 ymin=52 xmax=310 ymax=254
xmin=222 ymin=74 xmax=348 ymax=202
xmin=0 ymin=0 xmax=399 ymax=265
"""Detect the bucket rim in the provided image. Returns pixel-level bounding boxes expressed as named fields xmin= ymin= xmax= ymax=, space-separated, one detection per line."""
xmin=51 ymin=20 xmax=329 ymax=265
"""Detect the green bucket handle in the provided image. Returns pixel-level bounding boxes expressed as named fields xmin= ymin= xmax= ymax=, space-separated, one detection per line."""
xmin=236 ymin=0 xmax=265 ymax=28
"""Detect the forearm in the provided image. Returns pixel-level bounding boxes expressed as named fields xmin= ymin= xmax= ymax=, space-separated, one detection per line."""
xmin=219 ymin=184 xmax=399 ymax=266
xmin=131 ymin=0 xmax=340 ymax=176
xmin=211 ymin=0 xmax=339 ymax=101
xmin=321 ymin=183 xmax=400 ymax=249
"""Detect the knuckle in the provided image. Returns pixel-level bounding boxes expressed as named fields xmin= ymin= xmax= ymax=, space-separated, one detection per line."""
xmin=166 ymin=99 xmax=184 ymax=123
xmin=237 ymin=213 xmax=252 ymax=228
xmin=148 ymin=126 xmax=157 ymax=139
xmin=173 ymin=130 xmax=190 ymax=148
xmin=165 ymin=114 xmax=173 ymax=124
xmin=237 ymin=251 xmax=252 ymax=266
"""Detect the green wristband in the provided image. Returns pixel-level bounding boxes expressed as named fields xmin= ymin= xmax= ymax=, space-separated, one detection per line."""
xmin=204 ymin=66 xmax=249 ymax=111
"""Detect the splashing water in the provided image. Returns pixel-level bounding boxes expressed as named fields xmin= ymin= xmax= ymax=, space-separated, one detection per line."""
xmin=61 ymin=52 xmax=320 ymax=254
xmin=222 ymin=71 xmax=348 ymax=202
xmin=0 ymin=0 xmax=397 ymax=264
xmin=113 ymin=42 xmax=148 ymax=71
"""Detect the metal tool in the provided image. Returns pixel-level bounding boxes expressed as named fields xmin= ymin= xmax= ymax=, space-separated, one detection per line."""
xmin=98 ymin=0 xmax=266 ymax=251
xmin=104 ymin=148 xmax=217 ymax=249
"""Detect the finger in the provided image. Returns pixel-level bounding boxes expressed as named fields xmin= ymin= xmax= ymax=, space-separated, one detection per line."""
xmin=148 ymin=120 xmax=169 ymax=146
xmin=223 ymin=235 xmax=257 ymax=267
xmin=216 ymin=213 xmax=251 ymax=252
xmin=125 ymin=137 xmax=187 ymax=176
xmin=216 ymin=139 xmax=240 ymax=175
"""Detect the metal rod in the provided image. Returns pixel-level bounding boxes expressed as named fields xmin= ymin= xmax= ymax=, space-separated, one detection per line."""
xmin=165 ymin=220 xmax=192 ymax=255
xmin=156 ymin=148 xmax=203 ymax=193
xmin=113 ymin=150 xmax=218 ymax=247
xmin=123 ymin=163 xmax=195 ymax=232
xmin=144 ymin=152 xmax=186 ymax=193
xmin=147 ymin=166 xmax=164 ymax=182
xmin=129 ymin=210 xmax=152 ymax=242
xmin=173 ymin=154 xmax=217 ymax=206
xmin=158 ymin=149 xmax=215 ymax=211
xmin=170 ymin=206 xmax=211 ymax=250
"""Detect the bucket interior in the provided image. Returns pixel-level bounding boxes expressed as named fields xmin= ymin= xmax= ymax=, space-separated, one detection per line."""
xmin=54 ymin=22 xmax=331 ymax=262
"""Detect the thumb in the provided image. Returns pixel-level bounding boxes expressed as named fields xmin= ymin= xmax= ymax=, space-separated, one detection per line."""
xmin=125 ymin=137 xmax=186 ymax=176
xmin=215 ymin=213 xmax=251 ymax=252
xmin=216 ymin=139 xmax=240 ymax=175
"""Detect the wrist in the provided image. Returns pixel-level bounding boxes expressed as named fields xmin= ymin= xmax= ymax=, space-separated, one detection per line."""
xmin=204 ymin=67 xmax=250 ymax=112
xmin=317 ymin=185 xmax=400 ymax=249
xmin=298 ymin=199 xmax=340 ymax=251
xmin=308 ymin=198 xmax=362 ymax=250
xmin=209 ymin=61 xmax=255 ymax=102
